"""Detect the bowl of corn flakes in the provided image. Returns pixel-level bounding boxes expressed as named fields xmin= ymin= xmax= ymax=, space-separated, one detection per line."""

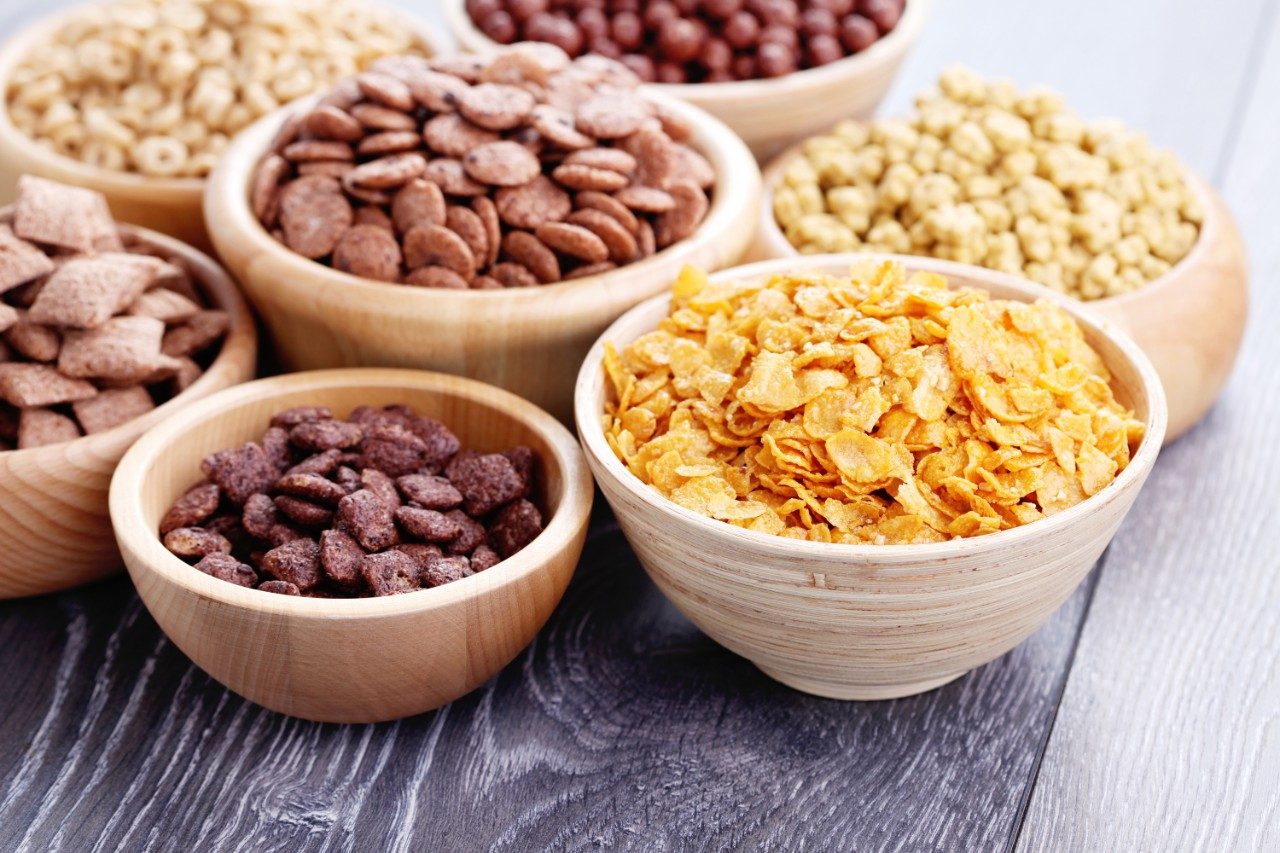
xmin=574 ymin=254 xmax=1165 ymax=701
xmin=0 ymin=0 xmax=445 ymax=249
xmin=753 ymin=67 xmax=1246 ymax=443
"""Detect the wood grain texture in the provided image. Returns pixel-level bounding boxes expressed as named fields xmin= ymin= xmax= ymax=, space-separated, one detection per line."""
xmin=0 ymin=5 xmax=447 ymax=253
xmin=441 ymin=0 xmax=928 ymax=161
xmin=204 ymin=90 xmax=760 ymax=424
xmin=576 ymin=254 xmax=1166 ymax=701
xmin=111 ymin=369 xmax=594 ymax=723
xmin=0 ymin=224 xmax=258 ymax=600
xmin=1018 ymin=4 xmax=1280 ymax=849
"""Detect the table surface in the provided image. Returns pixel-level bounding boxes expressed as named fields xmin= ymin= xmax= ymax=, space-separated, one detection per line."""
xmin=2 ymin=1 xmax=1278 ymax=850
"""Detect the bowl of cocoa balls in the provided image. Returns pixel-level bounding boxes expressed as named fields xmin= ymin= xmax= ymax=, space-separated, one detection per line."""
xmin=444 ymin=0 xmax=928 ymax=160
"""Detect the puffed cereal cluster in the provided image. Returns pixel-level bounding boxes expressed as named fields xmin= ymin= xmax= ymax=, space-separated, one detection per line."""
xmin=5 ymin=0 xmax=423 ymax=179
xmin=773 ymin=67 xmax=1203 ymax=300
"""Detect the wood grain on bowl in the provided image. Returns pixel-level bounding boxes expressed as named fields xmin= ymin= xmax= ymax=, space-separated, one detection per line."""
xmin=575 ymin=253 xmax=1166 ymax=700
xmin=109 ymin=368 xmax=593 ymax=723
xmin=0 ymin=4 xmax=449 ymax=252
xmin=0 ymin=225 xmax=256 ymax=600
xmin=442 ymin=0 xmax=929 ymax=162
xmin=205 ymin=90 xmax=760 ymax=424
xmin=754 ymin=142 xmax=1248 ymax=442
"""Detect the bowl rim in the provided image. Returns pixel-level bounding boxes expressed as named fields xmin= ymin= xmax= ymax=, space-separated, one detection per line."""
xmin=442 ymin=0 xmax=929 ymax=95
xmin=0 ymin=217 xmax=257 ymax=458
xmin=757 ymin=126 xmax=1221 ymax=311
xmin=110 ymin=367 xmax=595 ymax=617
xmin=205 ymin=86 xmax=758 ymax=304
xmin=0 ymin=0 xmax=449 ymax=195
xmin=574 ymin=252 xmax=1167 ymax=561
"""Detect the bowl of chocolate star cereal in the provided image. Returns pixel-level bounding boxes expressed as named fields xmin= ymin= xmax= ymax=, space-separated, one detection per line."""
xmin=754 ymin=67 xmax=1247 ymax=441
xmin=575 ymin=253 xmax=1165 ymax=701
xmin=205 ymin=44 xmax=761 ymax=423
xmin=0 ymin=176 xmax=256 ymax=599
xmin=0 ymin=0 xmax=445 ymax=249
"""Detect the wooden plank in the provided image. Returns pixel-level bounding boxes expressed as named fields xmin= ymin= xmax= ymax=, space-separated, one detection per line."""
xmin=1018 ymin=4 xmax=1280 ymax=850
xmin=0 ymin=523 xmax=1093 ymax=851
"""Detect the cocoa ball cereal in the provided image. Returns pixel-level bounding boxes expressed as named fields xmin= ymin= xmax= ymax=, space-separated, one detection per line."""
xmin=0 ymin=176 xmax=229 ymax=451
xmin=467 ymin=0 xmax=906 ymax=83
xmin=159 ymin=404 xmax=545 ymax=597
xmin=6 ymin=0 xmax=426 ymax=179
xmin=252 ymin=44 xmax=715 ymax=287
xmin=773 ymin=67 xmax=1203 ymax=300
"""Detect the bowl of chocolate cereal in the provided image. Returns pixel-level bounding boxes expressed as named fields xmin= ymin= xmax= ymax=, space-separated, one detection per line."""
xmin=754 ymin=68 xmax=1248 ymax=441
xmin=444 ymin=0 xmax=929 ymax=160
xmin=0 ymin=176 xmax=256 ymax=599
xmin=110 ymin=367 xmax=593 ymax=723
xmin=0 ymin=0 xmax=446 ymax=249
xmin=205 ymin=44 xmax=761 ymax=423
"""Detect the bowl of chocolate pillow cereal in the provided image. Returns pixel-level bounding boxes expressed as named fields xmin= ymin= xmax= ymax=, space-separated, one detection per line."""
xmin=0 ymin=175 xmax=256 ymax=599
xmin=110 ymin=368 xmax=593 ymax=723
xmin=444 ymin=0 xmax=929 ymax=159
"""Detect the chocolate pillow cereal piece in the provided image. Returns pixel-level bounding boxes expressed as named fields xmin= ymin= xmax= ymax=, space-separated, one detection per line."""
xmin=163 ymin=526 xmax=232 ymax=559
xmin=160 ymin=483 xmax=221 ymax=535
xmin=361 ymin=550 xmax=420 ymax=596
xmin=29 ymin=254 xmax=161 ymax=329
xmin=420 ymin=554 xmax=473 ymax=588
xmin=360 ymin=422 xmax=433 ymax=477
xmin=446 ymin=452 xmax=528 ymax=515
xmin=277 ymin=175 xmax=354 ymax=259
xmin=271 ymin=406 xmax=333 ymax=428
xmin=17 ymin=408 xmax=81 ymax=449
xmin=0 ymin=304 xmax=17 ymax=334
xmin=391 ymin=542 xmax=443 ymax=572
xmin=444 ymin=509 xmax=487 ymax=556
xmin=332 ymin=224 xmax=402 ymax=282
xmin=274 ymin=495 xmax=334 ymax=527
xmin=360 ymin=468 xmax=402 ymax=509
xmin=286 ymin=448 xmax=343 ymax=477
xmin=337 ymin=488 xmax=399 ymax=550
xmin=408 ymin=415 xmax=460 ymax=467
xmin=126 ymin=288 xmax=201 ymax=324
xmin=489 ymin=499 xmax=544 ymax=558
xmin=161 ymin=310 xmax=230 ymax=358
xmin=4 ymin=312 xmax=61 ymax=362
xmin=261 ymin=538 xmax=322 ymax=590
xmin=72 ymin=386 xmax=155 ymax=434
xmin=0 ymin=226 xmax=55 ymax=295
xmin=395 ymin=506 xmax=463 ymax=542
xmin=194 ymin=553 xmax=258 ymax=588
xmin=261 ymin=426 xmax=293 ymax=471
xmin=289 ymin=419 xmax=363 ymax=452
xmin=241 ymin=493 xmax=280 ymax=539
xmin=276 ymin=472 xmax=348 ymax=506
xmin=396 ymin=474 xmax=463 ymax=510
xmin=258 ymin=580 xmax=300 ymax=595
xmin=0 ymin=363 xmax=96 ymax=407
xmin=470 ymin=544 xmax=501 ymax=572
xmin=201 ymin=442 xmax=279 ymax=505
xmin=13 ymin=175 xmax=122 ymax=254
xmin=319 ymin=529 xmax=366 ymax=589
xmin=59 ymin=316 xmax=174 ymax=383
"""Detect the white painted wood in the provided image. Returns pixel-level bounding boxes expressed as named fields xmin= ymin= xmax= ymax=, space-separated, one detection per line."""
xmin=1018 ymin=6 xmax=1280 ymax=850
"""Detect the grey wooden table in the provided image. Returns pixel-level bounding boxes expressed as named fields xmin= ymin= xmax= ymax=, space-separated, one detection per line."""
xmin=2 ymin=1 xmax=1278 ymax=850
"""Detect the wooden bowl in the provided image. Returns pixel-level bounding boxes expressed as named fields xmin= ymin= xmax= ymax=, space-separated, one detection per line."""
xmin=442 ymin=0 xmax=928 ymax=161
xmin=110 ymin=368 xmax=594 ymax=723
xmin=575 ymin=253 xmax=1167 ymax=701
xmin=0 ymin=224 xmax=257 ymax=600
xmin=0 ymin=3 xmax=448 ymax=252
xmin=204 ymin=89 xmax=760 ymax=424
xmin=754 ymin=144 xmax=1248 ymax=442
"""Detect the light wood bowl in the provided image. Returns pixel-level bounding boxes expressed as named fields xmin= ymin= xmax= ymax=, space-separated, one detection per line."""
xmin=443 ymin=0 xmax=928 ymax=162
xmin=0 ymin=3 xmax=448 ymax=252
xmin=0 ymin=223 xmax=257 ymax=600
xmin=110 ymin=368 xmax=594 ymax=723
xmin=204 ymin=89 xmax=760 ymax=425
xmin=575 ymin=253 xmax=1167 ymax=701
xmin=753 ymin=143 xmax=1248 ymax=442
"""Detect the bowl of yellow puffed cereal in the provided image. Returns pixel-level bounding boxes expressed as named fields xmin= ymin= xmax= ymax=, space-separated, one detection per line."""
xmin=575 ymin=254 xmax=1165 ymax=701
xmin=0 ymin=0 xmax=446 ymax=249
xmin=754 ymin=67 xmax=1246 ymax=443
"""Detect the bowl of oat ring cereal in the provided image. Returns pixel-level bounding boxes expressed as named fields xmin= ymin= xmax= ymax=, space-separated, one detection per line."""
xmin=205 ymin=44 xmax=761 ymax=423
xmin=0 ymin=176 xmax=256 ymax=599
xmin=444 ymin=0 xmax=929 ymax=160
xmin=753 ymin=68 xmax=1249 ymax=442
xmin=575 ymin=254 xmax=1166 ymax=700
xmin=0 ymin=0 xmax=447 ymax=250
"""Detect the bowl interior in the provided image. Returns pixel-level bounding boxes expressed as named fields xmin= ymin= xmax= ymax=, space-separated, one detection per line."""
xmin=117 ymin=369 xmax=583 ymax=613
xmin=575 ymin=253 xmax=1167 ymax=560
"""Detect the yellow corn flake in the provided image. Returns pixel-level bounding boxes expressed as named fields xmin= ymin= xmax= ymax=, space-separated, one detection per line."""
xmin=602 ymin=261 xmax=1144 ymax=544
